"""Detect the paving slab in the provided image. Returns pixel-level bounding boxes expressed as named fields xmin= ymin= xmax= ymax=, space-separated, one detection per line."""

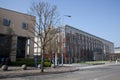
xmin=0 ymin=66 xmax=78 ymax=79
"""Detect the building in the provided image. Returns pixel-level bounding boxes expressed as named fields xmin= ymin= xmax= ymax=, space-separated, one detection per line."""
xmin=34 ymin=27 xmax=59 ymax=61
xmin=114 ymin=47 xmax=120 ymax=60
xmin=0 ymin=8 xmax=35 ymax=62
xmin=105 ymin=47 xmax=120 ymax=61
xmin=115 ymin=47 xmax=120 ymax=54
xmin=34 ymin=37 xmax=41 ymax=56
xmin=59 ymin=25 xmax=114 ymax=63
xmin=34 ymin=25 xmax=114 ymax=64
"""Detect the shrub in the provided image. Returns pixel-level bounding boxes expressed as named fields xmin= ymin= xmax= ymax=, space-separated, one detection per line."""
xmin=10 ymin=58 xmax=37 ymax=66
xmin=44 ymin=61 xmax=51 ymax=67
xmin=10 ymin=58 xmax=51 ymax=67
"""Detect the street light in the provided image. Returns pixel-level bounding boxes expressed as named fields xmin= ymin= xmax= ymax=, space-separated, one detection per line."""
xmin=62 ymin=15 xmax=71 ymax=26
xmin=61 ymin=15 xmax=71 ymax=66
xmin=64 ymin=15 xmax=71 ymax=18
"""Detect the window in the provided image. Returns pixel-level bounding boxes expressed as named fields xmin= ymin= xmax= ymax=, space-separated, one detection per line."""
xmin=22 ymin=22 xmax=28 ymax=30
xmin=3 ymin=19 xmax=11 ymax=26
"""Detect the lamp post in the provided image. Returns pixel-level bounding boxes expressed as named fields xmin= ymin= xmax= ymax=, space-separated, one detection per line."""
xmin=62 ymin=15 xmax=71 ymax=26
xmin=61 ymin=15 xmax=71 ymax=66
xmin=61 ymin=27 xmax=64 ymax=66
xmin=64 ymin=15 xmax=71 ymax=18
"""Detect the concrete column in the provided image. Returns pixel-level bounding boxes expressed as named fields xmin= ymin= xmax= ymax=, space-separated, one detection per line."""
xmin=10 ymin=35 xmax=17 ymax=62
xmin=93 ymin=52 xmax=97 ymax=61
xmin=55 ymin=53 xmax=58 ymax=66
xmin=25 ymin=38 xmax=30 ymax=58
xmin=29 ymin=37 xmax=34 ymax=58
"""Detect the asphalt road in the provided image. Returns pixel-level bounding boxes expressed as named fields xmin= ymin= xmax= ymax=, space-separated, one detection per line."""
xmin=1 ymin=64 xmax=120 ymax=80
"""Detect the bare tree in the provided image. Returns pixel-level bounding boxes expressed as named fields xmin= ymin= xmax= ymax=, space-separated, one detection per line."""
xmin=29 ymin=1 xmax=60 ymax=72
xmin=45 ymin=28 xmax=61 ymax=67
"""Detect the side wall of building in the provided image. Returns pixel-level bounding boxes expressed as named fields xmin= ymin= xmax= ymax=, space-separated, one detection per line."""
xmin=0 ymin=8 xmax=35 ymax=62
xmin=61 ymin=25 xmax=114 ymax=63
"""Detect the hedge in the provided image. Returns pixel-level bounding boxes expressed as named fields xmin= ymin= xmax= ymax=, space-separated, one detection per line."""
xmin=10 ymin=58 xmax=51 ymax=67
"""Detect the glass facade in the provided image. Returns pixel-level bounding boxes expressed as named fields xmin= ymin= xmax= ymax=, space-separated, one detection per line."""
xmin=16 ymin=37 xmax=27 ymax=58
xmin=0 ymin=34 xmax=12 ymax=58
xmin=60 ymin=25 xmax=114 ymax=63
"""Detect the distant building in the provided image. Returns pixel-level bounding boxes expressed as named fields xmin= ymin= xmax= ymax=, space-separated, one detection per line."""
xmin=59 ymin=25 xmax=114 ymax=63
xmin=34 ymin=37 xmax=41 ymax=56
xmin=0 ymin=8 xmax=35 ymax=62
xmin=115 ymin=47 xmax=120 ymax=54
xmin=113 ymin=47 xmax=120 ymax=60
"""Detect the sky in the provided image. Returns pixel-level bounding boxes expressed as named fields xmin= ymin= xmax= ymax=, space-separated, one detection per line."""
xmin=0 ymin=0 xmax=120 ymax=47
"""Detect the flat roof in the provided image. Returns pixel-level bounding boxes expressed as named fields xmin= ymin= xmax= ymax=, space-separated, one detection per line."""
xmin=0 ymin=7 xmax=35 ymax=17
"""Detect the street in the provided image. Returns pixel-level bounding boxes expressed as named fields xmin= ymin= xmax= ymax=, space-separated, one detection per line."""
xmin=1 ymin=64 xmax=120 ymax=80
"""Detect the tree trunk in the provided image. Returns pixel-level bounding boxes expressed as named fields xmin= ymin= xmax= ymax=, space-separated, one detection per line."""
xmin=41 ymin=48 xmax=44 ymax=72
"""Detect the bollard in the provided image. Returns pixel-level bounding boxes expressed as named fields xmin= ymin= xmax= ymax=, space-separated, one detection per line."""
xmin=21 ymin=64 xmax=27 ymax=70
xmin=1 ymin=65 xmax=8 ymax=71
xmin=38 ymin=64 xmax=41 ymax=69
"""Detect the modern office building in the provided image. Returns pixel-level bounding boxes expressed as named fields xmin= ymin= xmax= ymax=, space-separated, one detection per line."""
xmin=0 ymin=8 xmax=35 ymax=62
xmin=58 ymin=25 xmax=114 ymax=63
xmin=34 ymin=25 xmax=114 ymax=64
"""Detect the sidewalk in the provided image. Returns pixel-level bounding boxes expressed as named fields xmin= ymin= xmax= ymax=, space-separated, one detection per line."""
xmin=0 ymin=66 xmax=77 ymax=79
xmin=64 ymin=61 xmax=120 ymax=70
xmin=0 ymin=62 xmax=119 ymax=79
